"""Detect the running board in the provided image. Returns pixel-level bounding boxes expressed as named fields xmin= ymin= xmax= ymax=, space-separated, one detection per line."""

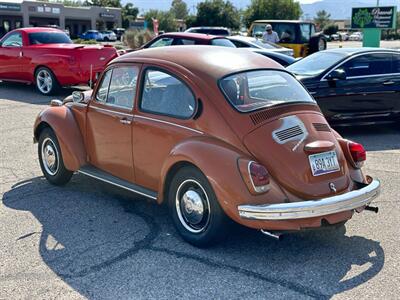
xmin=78 ymin=165 xmax=158 ymax=200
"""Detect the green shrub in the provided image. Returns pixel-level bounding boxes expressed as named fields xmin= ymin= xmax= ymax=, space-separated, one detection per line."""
xmin=73 ymin=38 xmax=99 ymax=45
xmin=123 ymin=29 xmax=154 ymax=49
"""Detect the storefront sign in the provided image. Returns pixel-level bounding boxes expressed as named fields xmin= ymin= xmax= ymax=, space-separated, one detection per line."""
xmin=0 ymin=3 xmax=21 ymax=11
xmin=351 ymin=6 xmax=396 ymax=29
xmin=100 ymin=13 xmax=115 ymax=19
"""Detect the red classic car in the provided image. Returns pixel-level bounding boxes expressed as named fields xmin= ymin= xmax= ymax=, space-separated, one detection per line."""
xmin=0 ymin=27 xmax=118 ymax=95
xmin=33 ymin=46 xmax=380 ymax=246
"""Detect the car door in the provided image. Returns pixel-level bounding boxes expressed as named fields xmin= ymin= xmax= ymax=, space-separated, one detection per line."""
xmin=132 ymin=67 xmax=199 ymax=191
xmin=316 ymin=52 xmax=394 ymax=122
xmin=390 ymin=52 xmax=400 ymax=119
xmin=86 ymin=64 xmax=140 ymax=182
xmin=0 ymin=31 xmax=23 ymax=80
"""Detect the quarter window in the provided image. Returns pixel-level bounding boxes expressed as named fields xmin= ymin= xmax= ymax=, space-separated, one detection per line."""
xmin=141 ymin=69 xmax=196 ymax=118
xmin=95 ymin=66 xmax=138 ymax=109
xmin=341 ymin=53 xmax=392 ymax=77
xmin=1 ymin=32 xmax=22 ymax=47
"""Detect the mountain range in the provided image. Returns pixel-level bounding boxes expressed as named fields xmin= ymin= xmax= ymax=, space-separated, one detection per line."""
xmin=129 ymin=0 xmax=399 ymax=19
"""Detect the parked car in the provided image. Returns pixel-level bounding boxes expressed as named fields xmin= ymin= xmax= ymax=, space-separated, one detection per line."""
xmin=34 ymin=46 xmax=380 ymax=246
xmin=185 ymin=27 xmax=230 ymax=36
xmin=141 ymin=32 xmax=236 ymax=49
xmin=247 ymin=48 xmax=296 ymax=66
xmin=0 ymin=27 xmax=118 ymax=95
xmin=287 ymin=48 xmax=400 ymax=126
xmin=228 ymin=35 xmax=294 ymax=56
xmin=349 ymin=32 xmax=363 ymax=41
xmin=330 ymin=34 xmax=339 ymax=41
xmin=80 ymin=30 xmax=103 ymax=41
xmin=338 ymin=32 xmax=349 ymax=41
xmin=249 ymin=20 xmax=327 ymax=57
xmin=100 ymin=30 xmax=117 ymax=41
xmin=113 ymin=28 xmax=125 ymax=40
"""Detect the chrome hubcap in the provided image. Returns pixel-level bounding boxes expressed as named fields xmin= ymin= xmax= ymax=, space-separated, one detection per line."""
xmin=41 ymin=137 xmax=59 ymax=175
xmin=37 ymin=70 xmax=53 ymax=94
xmin=176 ymin=179 xmax=210 ymax=233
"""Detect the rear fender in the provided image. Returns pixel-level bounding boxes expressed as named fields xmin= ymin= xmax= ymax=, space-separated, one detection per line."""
xmin=34 ymin=106 xmax=86 ymax=171
xmin=158 ymin=136 xmax=287 ymax=224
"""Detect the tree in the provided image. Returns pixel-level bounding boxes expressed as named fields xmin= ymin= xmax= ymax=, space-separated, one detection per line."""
xmin=243 ymin=0 xmax=301 ymax=28
xmin=323 ymin=24 xmax=338 ymax=36
xmin=122 ymin=3 xmax=139 ymax=28
xmin=170 ymin=0 xmax=188 ymax=19
xmin=195 ymin=0 xmax=240 ymax=29
xmin=83 ymin=0 xmax=121 ymax=7
xmin=144 ymin=9 xmax=177 ymax=33
xmin=314 ymin=10 xmax=331 ymax=31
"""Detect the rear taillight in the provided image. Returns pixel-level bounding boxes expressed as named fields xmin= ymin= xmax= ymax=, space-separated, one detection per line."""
xmin=248 ymin=161 xmax=270 ymax=193
xmin=348 ymin=142 xmax=366 ymax=168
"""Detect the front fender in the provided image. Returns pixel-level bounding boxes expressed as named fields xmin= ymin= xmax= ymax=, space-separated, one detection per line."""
xmin=34 ymin=105 xmax=86 ymax=171
xmin=158 ymin=136 xmax=287 ymax=225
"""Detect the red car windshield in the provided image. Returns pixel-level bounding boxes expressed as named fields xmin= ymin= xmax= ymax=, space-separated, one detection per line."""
xmin=29 ymin=32 xmax=72 ymax=45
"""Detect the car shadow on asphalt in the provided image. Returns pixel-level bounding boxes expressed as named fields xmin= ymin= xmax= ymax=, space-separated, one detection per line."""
xmin=336 ymin=124 xmax=400 ymax=151
xmin=2 ymin=175 xmax=385 ymax=298
xmin=0 ymin=81 xmax=88 ymax=104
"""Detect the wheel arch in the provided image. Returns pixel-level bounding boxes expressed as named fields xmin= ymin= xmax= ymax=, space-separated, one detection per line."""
xmin=34 ymin=106 xmax=86 ymax=171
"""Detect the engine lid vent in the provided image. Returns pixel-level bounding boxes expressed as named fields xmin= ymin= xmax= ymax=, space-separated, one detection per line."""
xmin=313 ymin=123 xmax=331 ymax=132
xmin=272 ymin=116 xmax=308 ymax=149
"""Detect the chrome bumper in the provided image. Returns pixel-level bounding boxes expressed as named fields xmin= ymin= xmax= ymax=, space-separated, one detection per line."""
xmin=238 ymin=179 xmax=380 ymax=221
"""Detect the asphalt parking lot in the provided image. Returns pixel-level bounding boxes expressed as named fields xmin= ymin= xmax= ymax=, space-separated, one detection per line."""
xmin=0 ymin=81 xmax=399 ymax=299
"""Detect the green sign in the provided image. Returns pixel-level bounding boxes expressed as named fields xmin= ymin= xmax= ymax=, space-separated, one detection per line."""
xmin=0 ymin=3 xmax=21 ymax=11
xmin=351 ymin=6 xmax=396 ymax=29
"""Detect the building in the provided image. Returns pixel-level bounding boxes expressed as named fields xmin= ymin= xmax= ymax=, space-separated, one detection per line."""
xmin=0 ymin=0 xmax=122 ymax=38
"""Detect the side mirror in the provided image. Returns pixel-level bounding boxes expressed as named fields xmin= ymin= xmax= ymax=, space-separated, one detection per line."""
xmin=72 ymin=91 xmax=85 ymax=103
xmin=327 ymin=69 xmax=346 ymax=81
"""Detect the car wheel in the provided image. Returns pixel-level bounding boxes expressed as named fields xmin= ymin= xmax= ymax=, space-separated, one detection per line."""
xmin=104 ymin=37 xmax=109 ymax=41
xmin=169 ymin=166 xmax=230 ymax=247
xmin=318 ymin=38 xmax=327 ymax=51
xmin=38 ymin=128 xmax=73 ymax=185
xmin=35 ymin=67 xmax=59 ymax=95
xmin=309 ymin=35 xmax=327 ymax=54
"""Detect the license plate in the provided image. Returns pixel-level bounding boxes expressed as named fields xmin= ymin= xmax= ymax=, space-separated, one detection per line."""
xmin=309 ymin=151 xmax=340 ymax=176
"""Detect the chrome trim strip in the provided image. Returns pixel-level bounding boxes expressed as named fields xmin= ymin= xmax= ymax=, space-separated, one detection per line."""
xmin=78 ymin=169 xmax=157 ymax=200
xmin=89 ymin=105 xmax=133 ymax=117
xmin=135 ymin=115 xmax=204 ymax=135
xmin=321 ymin=51 xmax=400 ymax=81
xmin=238 ymin=179 xmax=380 ymax=220
xmin=346 ymin=73 xmax=400 ymax=80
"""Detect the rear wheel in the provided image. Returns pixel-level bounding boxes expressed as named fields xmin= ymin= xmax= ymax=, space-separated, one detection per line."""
xmin=168 ymin=166 xmax=230 ymax=247
xmin=35 ymin=67 xmax=59 ymax=95
xmin=309 ymin=35 xmax=327 ymax=54
xmin=38 ymin=128 xmax=73 ymax=185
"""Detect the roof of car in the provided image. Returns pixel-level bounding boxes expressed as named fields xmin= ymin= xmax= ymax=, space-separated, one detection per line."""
xmin=322 ymin=47 xmax=399 ymax=56
xmin=17 ymin=27 xmax=63 ymax=33
xmin=114 ymin=46 xmax=283 ymax=80
xmin=158 ymin=32 xmax=223 ymax=40
xmin=252 ymin=20 xmax=314 ymax=24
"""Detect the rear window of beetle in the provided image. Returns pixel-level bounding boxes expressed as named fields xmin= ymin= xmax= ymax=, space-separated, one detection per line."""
xmin=220 ymin=70 xmax=315 ymax=112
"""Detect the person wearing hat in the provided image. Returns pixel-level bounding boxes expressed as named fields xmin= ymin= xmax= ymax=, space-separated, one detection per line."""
xmin=262 ymin=24 xmax=279 ymax=43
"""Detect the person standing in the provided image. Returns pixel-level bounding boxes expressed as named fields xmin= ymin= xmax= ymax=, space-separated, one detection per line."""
xmin=262 ymin=24 xmax=279 ymax=43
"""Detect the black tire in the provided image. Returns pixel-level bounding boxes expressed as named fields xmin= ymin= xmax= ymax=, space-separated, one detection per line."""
xmin=309 ymin=35 xmax=327 ymax=54
xmin=168 ymin=166 xmax=230 ymax=247
xmin=38 ymin=128 xmax=73 ymax=185
xmin=35 ymin=67 xmax=59 ymax=96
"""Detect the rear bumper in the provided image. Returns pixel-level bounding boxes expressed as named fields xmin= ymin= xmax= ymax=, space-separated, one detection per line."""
xmin=238 ymin=179 xmax=380 ymax=221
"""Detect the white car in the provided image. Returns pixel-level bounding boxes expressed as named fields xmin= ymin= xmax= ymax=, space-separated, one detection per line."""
xmin=228 ymin=35 xmax=294 ymax=57
xmin=349 ymin=32 xmax=363 ymax=41
xmin=100 ymin=30 xmax=117 ymax=42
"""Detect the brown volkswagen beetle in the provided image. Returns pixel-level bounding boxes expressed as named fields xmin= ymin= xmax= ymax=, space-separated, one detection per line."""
xmin=33 ymin=46 xmax=380 ymax=246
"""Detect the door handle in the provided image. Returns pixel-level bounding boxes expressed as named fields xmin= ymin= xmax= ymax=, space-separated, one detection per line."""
xmin=382 ymin=81 xmax=395 ymax=86
xmin=119 ymin=118 xmax=131 ymax=125
xmin=19 ymin=51 xmax=23 ymax=57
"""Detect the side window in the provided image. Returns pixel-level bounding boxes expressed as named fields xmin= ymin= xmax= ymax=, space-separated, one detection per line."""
xmin=149 ymin=37 xmax=173 ymax=48
xmin=1 ymin=32 xmax=22 ymax=47
xmin=174 ymin=38 xmax=195 ymax=45
xmin=141 ymin=69 xmax=196 ymax=119
xmin=342 ymin=53 xmax=392 ymax=77
xmin=230 ymin=40 xmax=249 ymax=48
xmin=300 ymin=24 xmax=311 ymax=43
xmin=95 ymin=67 xmax=138 ymax=109
xmin=95 ymin=69 xmax=112 ymax=103
xmin=392 ymin=54 xmax=400 ymax=73
xmin=107 ymin=66 xmax=138 ymax=109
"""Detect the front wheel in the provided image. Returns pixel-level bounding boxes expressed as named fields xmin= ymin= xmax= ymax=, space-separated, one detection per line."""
xmin=35 ymin=67 xmax=59 ymax=95
xmin=38 ymin=128 xmax=73 ymax=185
xmin=169 ymin=166 xmax=230 ymax=247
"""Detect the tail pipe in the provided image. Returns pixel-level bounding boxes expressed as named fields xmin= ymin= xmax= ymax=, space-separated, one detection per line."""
xmin=260 ymin=229 xmax=282 ymax=240
xmin=364 ymin=205 xmax=379 ymax=213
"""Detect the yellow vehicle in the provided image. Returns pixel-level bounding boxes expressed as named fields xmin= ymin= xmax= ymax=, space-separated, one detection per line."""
xmin=249 ymin=20 xmax=327 ymax=58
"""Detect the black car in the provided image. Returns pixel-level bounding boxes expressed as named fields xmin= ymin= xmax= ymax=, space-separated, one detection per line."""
xmin=248 ymin=48 xmax=296 ymax=67
xmin=287 ymin=48 xmax=400 ymax=126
